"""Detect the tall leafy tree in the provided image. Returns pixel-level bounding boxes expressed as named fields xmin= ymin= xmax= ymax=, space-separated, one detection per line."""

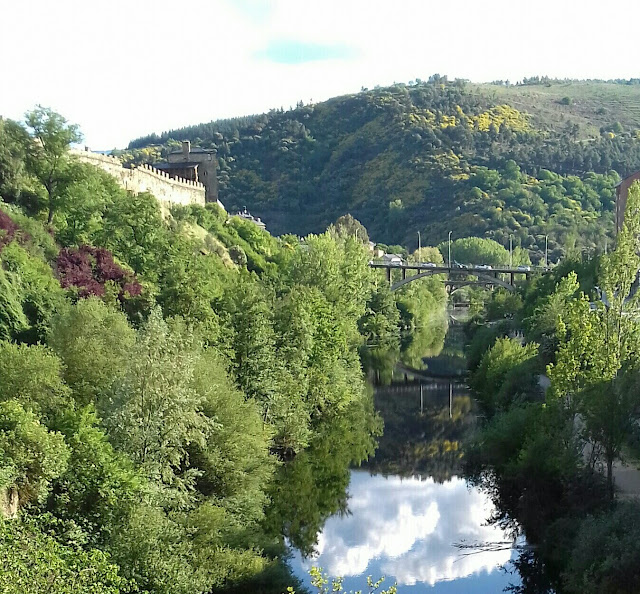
xmin=100 ymin=310 xmax=212 ymax=497
xmin=48 ymin=299 xmax=136 ymax=406
xmin=24 ymin=106 xmax=81 ymax=224
xmin=549 ymin=182 xmax=640 ymax=497
xmin=0 ymin=118 xmax=31 ymax=204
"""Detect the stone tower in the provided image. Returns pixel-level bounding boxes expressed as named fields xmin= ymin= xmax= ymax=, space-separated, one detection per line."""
xmin=156 ymin=141 xmax=223 ymax=207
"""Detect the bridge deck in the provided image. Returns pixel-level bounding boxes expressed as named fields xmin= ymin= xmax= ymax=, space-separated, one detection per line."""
xmin=369 ymin=262 xmax=545 ymax=275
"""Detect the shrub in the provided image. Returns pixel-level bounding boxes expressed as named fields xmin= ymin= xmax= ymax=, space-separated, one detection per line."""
xmin=564 ymin=502 xmax=640 ymax=594
xmin=57 ymin=245 xmax=142 ymax=300
xmin=0 ymin=210 xmax=19 ymax=250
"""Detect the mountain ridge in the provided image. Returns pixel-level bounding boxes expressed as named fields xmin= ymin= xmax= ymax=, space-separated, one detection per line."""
xmin=124 ymin=77 xmax=640 ymax=259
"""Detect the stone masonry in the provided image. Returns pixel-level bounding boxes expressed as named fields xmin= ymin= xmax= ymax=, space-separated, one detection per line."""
xmin=70 ymin=148 xmax=206 ymax=207
xmin=157 ymin=141 xmax=220 ymax=205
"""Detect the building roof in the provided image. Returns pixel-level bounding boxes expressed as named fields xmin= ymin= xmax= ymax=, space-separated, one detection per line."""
xmin=169 ymin=147 xmax=216 ymax=155
xmin=234 ymin=209 xmax=266 ymax=229
xmin=155 ymin=162 xmax=199 ymax=170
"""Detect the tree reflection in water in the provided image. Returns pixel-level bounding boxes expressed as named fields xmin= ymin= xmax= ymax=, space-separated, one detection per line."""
xmin=262 ymin=390 xmax=382 ymax=557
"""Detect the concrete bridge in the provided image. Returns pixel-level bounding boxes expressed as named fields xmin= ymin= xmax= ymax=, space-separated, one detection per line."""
xmin=369 ymin=261 xmax=545 ymax=292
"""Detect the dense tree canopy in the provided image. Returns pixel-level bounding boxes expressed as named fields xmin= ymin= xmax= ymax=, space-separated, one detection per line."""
xmin=0 ymin=108 xmax=449 ymax=593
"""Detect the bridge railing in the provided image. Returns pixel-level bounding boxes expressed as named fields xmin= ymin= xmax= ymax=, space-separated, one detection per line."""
xmin=368 ymin=260 xmax=549 ymax=274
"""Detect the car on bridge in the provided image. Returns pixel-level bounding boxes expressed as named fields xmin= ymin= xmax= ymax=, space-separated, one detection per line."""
xmin=474 ymin=264 xmax=493 ymax=270
xmin=517 ymin=265 xmax=531 ymax=272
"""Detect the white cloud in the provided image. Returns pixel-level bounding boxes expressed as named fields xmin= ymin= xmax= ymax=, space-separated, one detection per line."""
xmin=293 ymin=471 xmax=516 ymax=587
xmin=2 ymin=0 xmax=639 ymax=148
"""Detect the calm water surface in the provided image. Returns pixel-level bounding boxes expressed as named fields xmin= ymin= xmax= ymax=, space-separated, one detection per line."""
xmin=289 ymin=318 xmax=522 ymax=592
xmin=289 ymin=471 xmax=519 ymax=592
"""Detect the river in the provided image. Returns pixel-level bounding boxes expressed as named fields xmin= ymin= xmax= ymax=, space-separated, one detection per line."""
xmin=287 ymin=315 xmax=523 ymax=592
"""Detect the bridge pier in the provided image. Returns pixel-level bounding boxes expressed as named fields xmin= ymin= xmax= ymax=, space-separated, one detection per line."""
xmin=402 ymin=268 xmax=407 ymax=281
xmin=386 ymin=267 xmax=392 ymax=285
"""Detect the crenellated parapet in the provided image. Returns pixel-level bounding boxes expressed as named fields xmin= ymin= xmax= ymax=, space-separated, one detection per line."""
xmin=135 ymin=162 xmax=205 ymax=190
xmin=70 ymin=148 xmax=205 ymax=206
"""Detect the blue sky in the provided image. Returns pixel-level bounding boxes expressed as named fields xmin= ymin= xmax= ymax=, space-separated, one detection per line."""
xmin=256 ymin=40 xmax=358 ymax=64
xmin=2 ymin=0 xmax=639 ymax=148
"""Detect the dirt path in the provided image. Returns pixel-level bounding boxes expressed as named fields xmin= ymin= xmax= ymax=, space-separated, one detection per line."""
xmin=614 ymin=459 xmax=640 ymax=498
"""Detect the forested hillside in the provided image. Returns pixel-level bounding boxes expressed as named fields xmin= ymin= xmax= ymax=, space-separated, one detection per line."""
xmin=127 ymin=77 xmax=640 ymax=262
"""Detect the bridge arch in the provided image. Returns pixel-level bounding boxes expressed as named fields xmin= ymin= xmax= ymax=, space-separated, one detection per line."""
xmin=391 ymin=270 xmax=515 ymax=292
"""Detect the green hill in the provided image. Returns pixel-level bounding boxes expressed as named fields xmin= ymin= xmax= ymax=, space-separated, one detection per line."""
xmin=474 ymin=79 xmax=640 ymax=136
xmin=127 ymin=77 xmax=640 ymax=262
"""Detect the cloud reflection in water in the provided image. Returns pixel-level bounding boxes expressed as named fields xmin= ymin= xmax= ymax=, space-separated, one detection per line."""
xmin=292 ymin=470 xmax=515 ymax=588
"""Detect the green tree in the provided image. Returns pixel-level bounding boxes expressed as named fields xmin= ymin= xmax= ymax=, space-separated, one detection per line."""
xmin=0 ymin=118 xmax=32 ymax=204
xmin=48 ymin=299 xmax=136 ymax=406
xmin=328 ymin=214 xmax=370 ymax=244
xmin=55 ymin=164 xmax=123 ymax=247
xmin=43 ymin=406 xmax=142 ymax=547
xmin=409 ymin=246 xmax=443 ymax=264
xmin=190 ymin=348 xmax=274 ymax=516
xmin=471 ymin=337 xmax=539 ymax=414
xmin=24 ymin=106 xmax=81 ymax=224
xmin=96 ymin=191 xmax=166 ymax=279
xmin=1 ymin=241 xmax=65 ymax=343
xmin=548 ymin=182 xmax=640 ymax=497
xmin=564 ymin=502 xmax=640 ymax=594
xmin=0 ymin=400 xmax=69 ymax=512
xmin=0 ymin=515 xmax=128 ymax=593
xmin=155 ymin=234 xmax=227 ymax=346
xmin=0 ymin=267 xmax=29 ymax=340
xmin=100 ymin=311 xmax=212 ymax=496
xmin=0 ymin=341 xmax=71 ymax=424
xmin=439 ymin=237 xmax=511 ymax=266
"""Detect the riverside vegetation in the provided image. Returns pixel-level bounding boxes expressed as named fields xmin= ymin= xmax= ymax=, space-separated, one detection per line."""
xmin=0 ymin=108 xmax=450 ymax=593
xmin=465 ymin=182 xmax=640 ymax=593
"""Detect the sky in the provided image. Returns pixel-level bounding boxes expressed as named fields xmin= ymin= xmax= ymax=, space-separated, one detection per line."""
xmin=2 ymin=0 xmax=640 ymax=149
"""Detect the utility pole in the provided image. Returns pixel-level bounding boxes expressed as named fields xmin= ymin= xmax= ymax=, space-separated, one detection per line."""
xmin=448 ymin=231 xmax=452 ymax=267
xmin=418 ymin=231 xmax=421 ymax=260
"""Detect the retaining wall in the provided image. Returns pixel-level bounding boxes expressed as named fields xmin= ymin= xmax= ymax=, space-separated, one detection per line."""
xmin=70 ymin=149 xmax=205 ymax=207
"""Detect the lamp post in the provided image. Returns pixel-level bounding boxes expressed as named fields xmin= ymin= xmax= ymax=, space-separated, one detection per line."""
xmin=544 ymin=234 xmax=548 ymax=268
xmin=448 ymin=231 xmax=452 ymax=268
xmin=417 ymin=231 xmax=421 ymax=261
xmin=509 ymin=235 xmax=513 ymax=268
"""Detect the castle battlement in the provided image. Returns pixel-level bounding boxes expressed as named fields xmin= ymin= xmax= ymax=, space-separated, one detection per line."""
xmin=70 ymin=148 xmax=205 ymax=206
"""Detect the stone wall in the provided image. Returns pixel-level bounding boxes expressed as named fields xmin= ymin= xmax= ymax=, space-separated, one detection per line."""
xmin=70 ymin=149 xmax=206 ymax=207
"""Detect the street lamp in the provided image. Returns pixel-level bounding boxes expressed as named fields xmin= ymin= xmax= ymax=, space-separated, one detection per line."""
xmin=448 ymin=231 xmax=452 ymax=268
xmin=537 ymin=234 xmax=549 ymax=268
xmin=417 ymin=231 xmax=421 ymax=261
xmin=544 ymin=234 xmax=548 ymax=268
xmin=509 ymin=235 xmax=513 ymax=268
